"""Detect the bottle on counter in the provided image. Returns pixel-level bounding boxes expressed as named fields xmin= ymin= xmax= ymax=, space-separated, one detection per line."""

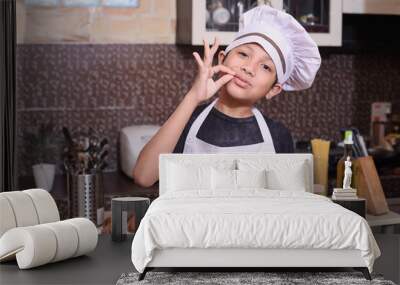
xmin=336 ymin=130 xmax=356 ymax=189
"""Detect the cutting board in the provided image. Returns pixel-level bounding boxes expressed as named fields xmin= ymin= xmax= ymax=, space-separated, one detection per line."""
xmin=354 ymin=156 xmax=389 ymax=215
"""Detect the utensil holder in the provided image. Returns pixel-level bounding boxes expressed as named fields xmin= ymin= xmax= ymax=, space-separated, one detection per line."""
xmin=67 ymin=173 xmax=104 ymax=226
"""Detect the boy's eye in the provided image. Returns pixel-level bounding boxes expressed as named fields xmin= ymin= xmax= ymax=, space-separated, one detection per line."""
xmin=262 ymin=64 xmax=270 ymax=71
xmin=238 ymin=51 xmax=247 ymax=57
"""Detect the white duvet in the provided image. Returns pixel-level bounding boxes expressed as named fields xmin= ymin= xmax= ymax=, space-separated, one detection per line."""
xmin=131 ymin=189 xmax=380 ymax=273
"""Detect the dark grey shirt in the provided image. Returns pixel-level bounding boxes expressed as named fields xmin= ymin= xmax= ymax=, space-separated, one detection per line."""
xmin=173 ymin=101 xmax=294 ymax=153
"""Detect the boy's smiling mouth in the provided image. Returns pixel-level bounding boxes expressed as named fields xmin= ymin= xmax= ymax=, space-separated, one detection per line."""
xmin=233 ymin=74 xmax=252 ymax=88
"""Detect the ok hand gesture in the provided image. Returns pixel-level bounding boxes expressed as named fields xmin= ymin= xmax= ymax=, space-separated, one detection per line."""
xmin=189 ymin=37 xmax=236 ymax=104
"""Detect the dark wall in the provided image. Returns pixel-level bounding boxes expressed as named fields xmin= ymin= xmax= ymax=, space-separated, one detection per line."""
xmin=16 ymin=44 xmax=400 ymax=178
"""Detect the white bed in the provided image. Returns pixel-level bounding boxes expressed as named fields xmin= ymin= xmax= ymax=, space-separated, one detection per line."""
xmin=131 ymin=153 xmax=380 ymax=281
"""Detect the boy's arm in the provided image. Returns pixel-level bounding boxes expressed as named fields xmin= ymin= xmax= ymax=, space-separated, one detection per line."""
xmin=132 ymin=91 xmax=199 ymax=187
xmin=132 ymin=37 xmax=235 ymax=187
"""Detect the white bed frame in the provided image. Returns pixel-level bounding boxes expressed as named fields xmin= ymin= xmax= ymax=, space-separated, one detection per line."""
xmin=140 ymin=153 xmax=371 ymax=280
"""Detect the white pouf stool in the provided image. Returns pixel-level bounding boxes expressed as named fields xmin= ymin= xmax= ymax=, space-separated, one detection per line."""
xmin=0 ymin=189 xmax=98 ymax=269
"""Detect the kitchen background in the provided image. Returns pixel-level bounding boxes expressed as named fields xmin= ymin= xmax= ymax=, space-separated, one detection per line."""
xmin=15 ymin=0 xmax=400 ymax=198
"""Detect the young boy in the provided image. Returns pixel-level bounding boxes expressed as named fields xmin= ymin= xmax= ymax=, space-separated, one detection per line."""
xmin=133 ymin=5 xmax=321 ymax=187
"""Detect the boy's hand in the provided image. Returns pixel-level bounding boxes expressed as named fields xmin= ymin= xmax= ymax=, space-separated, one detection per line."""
xmin=189 ymin=37 xmax=236 ymax=104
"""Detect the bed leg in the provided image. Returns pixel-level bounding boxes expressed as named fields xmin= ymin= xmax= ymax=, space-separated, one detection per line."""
xmin=362 ymin=268 xmax=372 ymax=281
xmin=354 ymin=267 xmax=371 ymax=280
xmin=138 ymin=268 xmax=148 ymax=281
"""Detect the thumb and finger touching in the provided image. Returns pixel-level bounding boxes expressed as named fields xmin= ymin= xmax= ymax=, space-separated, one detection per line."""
xmin=192 ymin=37 xmax=237 ymax=98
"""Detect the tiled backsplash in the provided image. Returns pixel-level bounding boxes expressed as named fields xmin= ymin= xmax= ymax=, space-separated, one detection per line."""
xmin=16 ymin=44 xmax=400 ymax=178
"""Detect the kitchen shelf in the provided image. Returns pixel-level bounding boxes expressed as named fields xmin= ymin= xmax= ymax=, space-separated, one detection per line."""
xmin=177 ymin=0 xmax=342 ymax=46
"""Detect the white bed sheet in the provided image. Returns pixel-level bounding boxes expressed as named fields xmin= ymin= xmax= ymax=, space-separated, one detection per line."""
xmin=131 ymin=189 xmax=380 ymax=273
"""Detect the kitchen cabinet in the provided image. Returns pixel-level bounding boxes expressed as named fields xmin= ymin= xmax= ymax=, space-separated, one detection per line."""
xmin=177 ymin=0 xmax=342 ymax=46
xmin=282 ymin=0 xmax=342 ymax=46
xmin=343 ymin=0 xmax=400 ymax=15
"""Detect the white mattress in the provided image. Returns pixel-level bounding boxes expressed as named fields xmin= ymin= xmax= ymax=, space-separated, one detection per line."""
xmin=131 ymin=190 xmax=381 ymax=273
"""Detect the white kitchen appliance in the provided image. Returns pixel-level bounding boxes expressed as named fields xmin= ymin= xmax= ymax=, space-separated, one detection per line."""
xmin=119 ymin=125 xmax=160 ymax=179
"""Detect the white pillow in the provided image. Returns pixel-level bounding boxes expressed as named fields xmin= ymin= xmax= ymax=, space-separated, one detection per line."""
xmin=236 ymin=169 xmax=267 ymax=189
xmin=166 ymin=159 xmax=236 ymax=192
xmin=211 ymin=168 xmax=236 ymax=190
xmin=167 ymin=162 xmax=212 ymax=191
xmin=211 ymin=168 xmax=268 ymax=190
xmin=237 ymin=159 xmax=307 ymax=191
xmin=266 ymin=168 xmax=306 ymax=191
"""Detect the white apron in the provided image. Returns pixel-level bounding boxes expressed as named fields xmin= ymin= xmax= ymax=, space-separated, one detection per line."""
xmin=183 ymin=98 xmax=276 ymax=154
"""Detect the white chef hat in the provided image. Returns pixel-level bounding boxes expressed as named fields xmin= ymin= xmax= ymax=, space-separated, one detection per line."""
xmin=224 ymin=5 xmax=321 ymax=91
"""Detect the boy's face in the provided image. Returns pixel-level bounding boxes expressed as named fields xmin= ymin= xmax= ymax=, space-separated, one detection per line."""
xmin=218 ymin=43 xmax=282 ymax=103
